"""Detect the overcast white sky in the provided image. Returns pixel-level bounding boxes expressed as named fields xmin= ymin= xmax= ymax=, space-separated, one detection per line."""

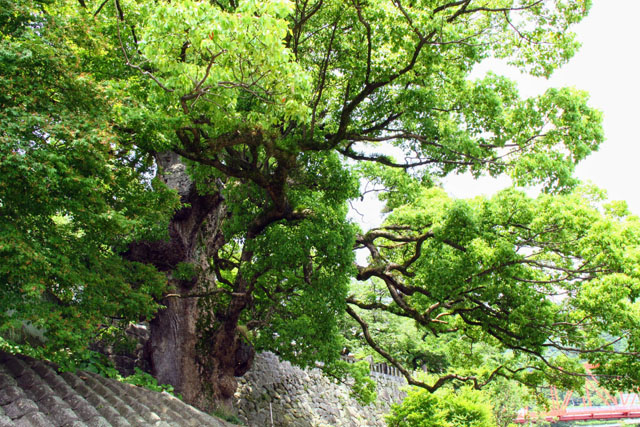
xmin=446 ymin=0 xmax=640 ymax=213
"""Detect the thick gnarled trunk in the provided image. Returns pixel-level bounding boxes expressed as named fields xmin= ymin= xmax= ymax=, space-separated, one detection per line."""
xmin=124 ymin=152 xmax=253 ymax=411
xmin=206 ymin=320 xmax=254 ymax=409
xmin=149 ymin=290 xmax=201 ymax=403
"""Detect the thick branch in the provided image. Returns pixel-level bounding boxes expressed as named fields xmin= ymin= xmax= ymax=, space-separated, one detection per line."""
xmin=346 ymin=305 xmax=497 ymax=391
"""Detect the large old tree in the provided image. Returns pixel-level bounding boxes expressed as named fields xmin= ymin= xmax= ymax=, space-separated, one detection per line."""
xmin=3 ymin=0 xmax=640 ymax=412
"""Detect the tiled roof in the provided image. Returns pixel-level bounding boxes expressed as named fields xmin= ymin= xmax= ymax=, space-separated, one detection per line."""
xmin=0 ymin=351 xmax=232 ymax=426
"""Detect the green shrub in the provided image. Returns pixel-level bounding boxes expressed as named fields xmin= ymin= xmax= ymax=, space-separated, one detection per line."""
xmin=122 ymin=368 xmax=179 ymax=396
xmin=211 ymin=407 xmax=245 ymax=425
xmin=386 ymin=387 xmax=496 ymax=427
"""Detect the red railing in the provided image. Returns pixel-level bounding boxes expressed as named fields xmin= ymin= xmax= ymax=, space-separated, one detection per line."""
xmin=514 ymin=365 xmax=640 ymax=424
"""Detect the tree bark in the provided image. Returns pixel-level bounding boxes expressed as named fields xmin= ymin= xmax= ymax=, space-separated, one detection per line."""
xmin=124 ymin=152 xmax=253 ymax=411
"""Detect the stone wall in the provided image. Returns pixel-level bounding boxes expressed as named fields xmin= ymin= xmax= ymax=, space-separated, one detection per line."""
xmin=233 ymin=353 xmax=406 ymax=427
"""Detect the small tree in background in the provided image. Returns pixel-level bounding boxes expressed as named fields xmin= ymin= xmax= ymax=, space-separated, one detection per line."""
xmin=386 ymin=387 xmax=496 ymax=427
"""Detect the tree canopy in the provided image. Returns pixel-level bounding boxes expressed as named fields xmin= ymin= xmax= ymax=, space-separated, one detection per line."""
xmin=2 ymin=0 xmax=639 ymax=412
xmin=0 ymin=0 xmax=178 ymax=360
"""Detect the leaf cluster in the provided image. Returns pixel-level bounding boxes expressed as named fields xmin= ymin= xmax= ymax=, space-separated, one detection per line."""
xmin=0 ymin=0 xmax=179 ymax=359
xmin=386 ymin=386 xmax=496 ymax=427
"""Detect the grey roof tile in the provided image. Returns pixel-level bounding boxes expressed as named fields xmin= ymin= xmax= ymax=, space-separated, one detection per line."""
xmin=12 ymin=411 xmax=50 ymax=427
xmin=65 ymin=396 xmax=102 ymax=422
xmin=24 ymin=383 xmax=52 ymax=403
xmin=36 ymin=395 xmax=80 ymax=426
xmin=94 ymin=402 xmax=128 ymax=425
xmin=3 ymin=359 xmax=27 ymax=378
xmin=0 ymin=352 xmax=233 ymax=426
xmin=33 ymin=393 xmax=61 ymax=408
xmin=28 ymin=362 xmax=55 ymax=381
xmin=15 ymin=372 xmax=38 ymax=391
xmin=58 ymin=373 xmax=82 ymax=389
xmin=44 ymin=376 xmax=75 ymax=399
xmin=84 ymin=415 xmax=112 ymax=427
xmin=3 ymin=398 xmax=38 ymax=419
xmin=0 ymin=385 xmax=23 ymax=405
xmin=0 ymin=373 xmax=16 ymax=390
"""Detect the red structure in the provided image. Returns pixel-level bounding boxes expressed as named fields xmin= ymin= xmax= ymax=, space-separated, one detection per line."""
xmin=514 ymin=365 xmax=640 ymax=424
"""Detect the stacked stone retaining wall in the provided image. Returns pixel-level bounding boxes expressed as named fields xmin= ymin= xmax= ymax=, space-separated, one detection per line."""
xmin=234 ymin=353 xmax=407 ymax=427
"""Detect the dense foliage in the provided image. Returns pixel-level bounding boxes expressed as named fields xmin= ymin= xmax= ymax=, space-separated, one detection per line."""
xmin=386 ymin=387 xmax=496 ymax=427
xmin=348 ymin=183 xmax=640 ymax=392
xmin=0 ymin=0 xmax=178 ymax=360
xmin=2 ymin=0 xmax=639 ymax=413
